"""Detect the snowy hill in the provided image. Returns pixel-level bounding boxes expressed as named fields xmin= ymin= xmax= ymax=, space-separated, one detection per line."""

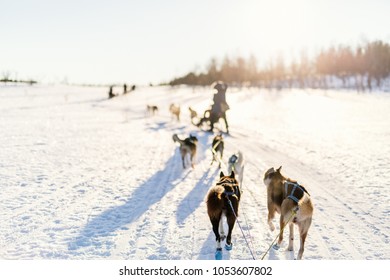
xmin=0 ymin=84 xmax=389 ymax=260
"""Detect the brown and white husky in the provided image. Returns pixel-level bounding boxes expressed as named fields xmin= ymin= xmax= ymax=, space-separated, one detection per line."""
xmin=206 ymin=171 xmax=241 ymax=259
xmin=263 ymin=166 xmax=314 ymax=260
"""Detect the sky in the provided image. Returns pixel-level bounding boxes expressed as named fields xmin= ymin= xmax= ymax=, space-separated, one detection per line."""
xmin=1 ymin=0 xmax=389 ymax=85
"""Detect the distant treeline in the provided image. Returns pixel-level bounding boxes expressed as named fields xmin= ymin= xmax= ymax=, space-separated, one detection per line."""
xmin=169 ymin=40 xmax=390 ymax=91
xmin=1 ymin=78 xmax=37 ymax=85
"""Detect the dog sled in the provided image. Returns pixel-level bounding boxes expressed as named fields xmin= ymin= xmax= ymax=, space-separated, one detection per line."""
xmin=194 ymin=107 xmax=229 ymax=134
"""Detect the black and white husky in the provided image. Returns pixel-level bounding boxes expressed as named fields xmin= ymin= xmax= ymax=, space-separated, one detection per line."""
xmin=227 ymin=151 xmax=245 ymax=187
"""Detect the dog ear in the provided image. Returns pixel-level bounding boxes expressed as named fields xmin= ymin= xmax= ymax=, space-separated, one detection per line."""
xmin=276 ymin=166 xmax=282 ymax=173
xmin=230 ymin=170 xmax=235 ymax=178
xmin=265 ymin=167 xmax=275 ymax=179
xmin=220 ymin=171 xmax=225 ymax=178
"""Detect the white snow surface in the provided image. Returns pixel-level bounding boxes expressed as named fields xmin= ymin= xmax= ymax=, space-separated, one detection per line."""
xmin=0 ymin=84 xmax=389 ymax=260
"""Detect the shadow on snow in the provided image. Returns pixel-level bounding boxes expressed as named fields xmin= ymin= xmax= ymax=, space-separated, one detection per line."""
xmin=68 ymin=148 xmax=185 ymax=251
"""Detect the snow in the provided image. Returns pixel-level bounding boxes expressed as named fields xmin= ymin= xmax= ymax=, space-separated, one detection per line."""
xmin=0 ymin=84 xmax=389 ymax=260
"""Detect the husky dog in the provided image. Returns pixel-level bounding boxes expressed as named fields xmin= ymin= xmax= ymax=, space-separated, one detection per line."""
xmin=172 ymin=134 xmax=198 ymax=169
xmin=263 ymin=166 xmax=314 ymax=260
xmin=169 ymin=103 xmax=181 ymax=121
xmin=227 ymin=151 xmax=245 ymax=187
xmin=189 ymin=107 xmax=198 ymax=119
xmin=211 ymin=134 xmax=224 ymax=168
xmin=206 ymin=171 xmax=241 ymax=259
xmin=188 ymin=107 xmax=198 ymax=125
xmin=146 ymin=105 xmax=158 ymax=116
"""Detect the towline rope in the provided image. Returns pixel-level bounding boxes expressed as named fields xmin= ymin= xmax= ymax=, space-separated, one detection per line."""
xmin=260 ymin=207 xmax=298 ymax=260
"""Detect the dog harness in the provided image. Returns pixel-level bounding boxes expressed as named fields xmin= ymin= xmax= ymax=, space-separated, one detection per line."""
xmin=217 ymin=180 xmax=240 ymax=198
xmin=229 ymin=154 xmax=238 ymax=164
xmin=284 ymin=181 xmax=308 ymax=204
xmin=223 ymin=186 xmax=240 ymax=198
xmin=229 ymin=154 xmax=238 ymax=171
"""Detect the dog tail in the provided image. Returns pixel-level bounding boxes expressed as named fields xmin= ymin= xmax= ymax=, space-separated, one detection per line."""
xmin=172 ymin=134 xmax=184 ymax=144
xmin=206 ymin=186 xmax=224 ymax=219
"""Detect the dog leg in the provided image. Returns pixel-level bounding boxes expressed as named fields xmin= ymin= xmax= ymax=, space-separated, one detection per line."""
xmin=276 ymin=216 xmax=285 ymax=249
xmin=181 ymin=154 xmax=186 ymax=169
xmin=211 ymin=217 xmax=221 ymax=243
xmin=209 ymin=211 xmax=223 ymax=260
xmin=225 ymin=212 xmax=236 ymax=250
xmin=288 ymin=223 xmax=294 ymax=251
xmin=297 ymin=230 xmax=308 ymax=260
xmin=210 ymin=215 xmax=224 ymax=260
xmin=267 ymin=204 xmax=276 ymax=231
xmin=212 ymin=151 xmax=220 ymax=168
xmin=219 ymin=213 xmax=226 ymax=241
xmin=239 ymin=166 xmax=244 ymax=187
xmin=219 ymin=149 xmax=223 ymax=169
xmin=223 ymin=115 xmax=229 ymax=134
xmin=297 ymin=217 xmax=312 ymax=260
xmin=210 ymin=156 xmax=215 ymax=166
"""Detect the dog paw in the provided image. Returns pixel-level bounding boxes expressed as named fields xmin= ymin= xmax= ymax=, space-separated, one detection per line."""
xmin=272 ymin=244 xmax=280 ymax=250
xmin=215 ymin=248 xmax=223 ymax=260
xmin=225 ymin=243 xmax=233 ymax=251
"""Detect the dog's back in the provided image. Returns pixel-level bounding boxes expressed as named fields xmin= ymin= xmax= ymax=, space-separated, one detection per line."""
xmin=173 ymin=134 xmax=198 ymax=168
xmin=183 ymin=135 xmax=198 ymax=154
xmin=212 ymin=135 xmax=224 ymax=153
xmin=207 ymin=171 xmax=241 ymax=218
xmin=170 ymin=103 xmax=181 ymax=121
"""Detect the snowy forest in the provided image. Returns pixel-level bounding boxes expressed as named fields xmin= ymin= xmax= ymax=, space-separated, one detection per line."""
xmin=169 ymin=40 xmax=390 ymax=91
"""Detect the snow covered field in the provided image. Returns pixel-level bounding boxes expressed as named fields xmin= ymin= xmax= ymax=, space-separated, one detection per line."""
xmin=0 ymin=84 xmax=389 ymax=260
